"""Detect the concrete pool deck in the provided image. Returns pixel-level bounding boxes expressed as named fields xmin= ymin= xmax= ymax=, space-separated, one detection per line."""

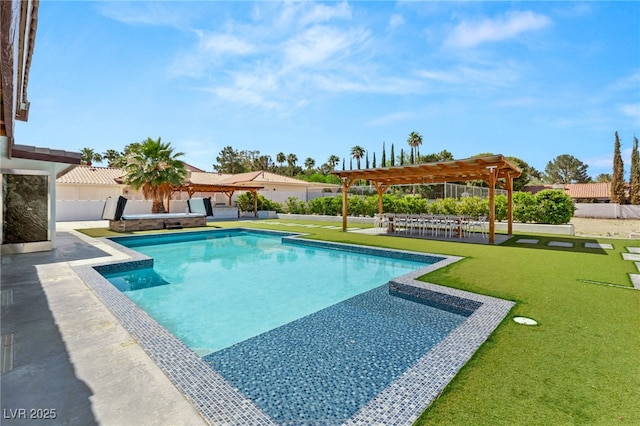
xmin=1 ymin=222 xmax=206 ymax=425
xmin=1 ymin=221 xmax=514 ymax=425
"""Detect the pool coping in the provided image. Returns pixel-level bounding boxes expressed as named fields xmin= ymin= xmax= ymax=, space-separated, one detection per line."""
xmin=73 ymin=228 xmax=515 ymax=425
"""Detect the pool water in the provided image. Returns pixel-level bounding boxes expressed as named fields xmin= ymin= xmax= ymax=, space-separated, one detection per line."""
xmin=103 ymin=231 xmax=432 ymax=354
xmin=204 ymin=285 xmax=466 ymax=424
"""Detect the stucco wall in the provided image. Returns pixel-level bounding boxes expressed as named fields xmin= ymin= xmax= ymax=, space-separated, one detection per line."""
xmin=574 ymin=203 xmax=640 ymax=219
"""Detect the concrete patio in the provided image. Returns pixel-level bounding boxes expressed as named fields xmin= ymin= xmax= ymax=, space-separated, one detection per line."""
xmin=1 ymin=222 xmax=206 ymax=425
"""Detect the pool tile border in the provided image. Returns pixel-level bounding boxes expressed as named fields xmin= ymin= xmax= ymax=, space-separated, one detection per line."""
xmin=73 ymin=228 xmax=514 ymax=426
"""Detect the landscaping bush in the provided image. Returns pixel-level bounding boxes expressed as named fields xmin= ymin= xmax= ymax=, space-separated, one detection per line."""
xmin=285 ymin=197 xmax=308 ymax=214
xmin=307 ymin=196 xmax=341 ymax=216
xmin=513 ymin=191 xmax=537 ymax=222
xmin=533 ymin=189 xmax=575 ymax=224
xmin=275 ymin=190 xmax=574 ymax=225
xmin=236 ymin=192 xmax=283 ymax=213
xmin=457 ymin=196 xmax=488 ymax=218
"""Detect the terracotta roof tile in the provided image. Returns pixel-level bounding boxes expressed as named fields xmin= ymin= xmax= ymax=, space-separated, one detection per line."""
xmin=56 ymin=166 xmax=124 ymax=185
xmin=524 ymin=183 xmax=611 ymax=199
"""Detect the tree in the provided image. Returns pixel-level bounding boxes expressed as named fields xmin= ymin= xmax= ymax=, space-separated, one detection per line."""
xmin=276 ymin=152 xmax=286 ymax=168
xmin=421 ymin=150 xmax=454 ymax=163
xmin=381 ymin=142 xmax=386 ymax=167
xmin=327 ymin=155 xmax=340 ymax=171
xmin=390 ymin=144 xmax=395 ymax=166
xmin=407 ymin=131 xmax=423 ymax=164
xmin=631 ymin=135 xmax=640 ymax=204
xmin=123 ymin=137 xmax=187 ymax=213
xmin=304 ymin=157 xmax=315 ymax=171
xmin=286 ymin=153 xmax=298 ymax=176
xmin=80 ymin=148 xmax=103 ymax=166
xmin=213 ymin=146 xmax=247 ymax=174
xmin=506 ymin=156 xmax=532 ymax=192
xmin=544 ymin=154 xmax=591 ymax=184
xmin=372 ymin=152 xmax=377 ymax=168
xmin=611 ymin=132 xmax=625 ymax=203
xmin=102 ymin=149 xmax=121 ymax=167
xmin=350 ymin=145 xmax=365 ymax=169
xmin=595 ymin=173 xmax=612 ymax=183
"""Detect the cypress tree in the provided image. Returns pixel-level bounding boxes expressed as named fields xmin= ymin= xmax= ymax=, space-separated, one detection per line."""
xmin=400 ymin=148 xmax=405 ymax=166
xmin=611 ymin=131 xmax=626 ymax=203
xmin=381 ymin=142 xmax=386 ymax=167
xmin=372 ymin=152 xmax=377 ymax=168
xmin=631 ymin=135 xmax=640 ymax=204
xmin=365 ymin=152 xmax=370 ymax=169
xmin=390 ymin=144 xmax=395 ymax=166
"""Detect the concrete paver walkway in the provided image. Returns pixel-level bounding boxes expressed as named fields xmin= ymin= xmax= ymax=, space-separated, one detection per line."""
xmin=1 ymin=225 xmax=205 ymax=425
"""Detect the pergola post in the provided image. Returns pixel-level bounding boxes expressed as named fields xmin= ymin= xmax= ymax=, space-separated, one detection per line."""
xmin=506 ymin=174 xmax=514 ymax=235
xmin=253 ymin=189 xmax=258 ymax=218
xmin=487 ymin=166 xmax=498 ymax=244
xmin=372 ymin=182 xmax=388 ymax=214
xmin=340 ymin=177 xmax=353 ymax=232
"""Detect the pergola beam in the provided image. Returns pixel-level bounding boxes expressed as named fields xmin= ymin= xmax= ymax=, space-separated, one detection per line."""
xmin=331 ymin=154 xmax=522 ymax=244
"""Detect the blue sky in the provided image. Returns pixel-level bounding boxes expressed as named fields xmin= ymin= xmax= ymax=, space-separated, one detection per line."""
xmin=16 ymin=1 xmax=640 ymax=178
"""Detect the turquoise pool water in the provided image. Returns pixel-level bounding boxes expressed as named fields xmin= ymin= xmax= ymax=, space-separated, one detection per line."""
xmin=103 ymin=230 xmax=431 ymax=354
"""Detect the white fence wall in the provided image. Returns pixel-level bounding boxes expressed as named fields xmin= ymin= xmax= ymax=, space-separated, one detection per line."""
xmin=574 ymin=203 xmax=640 ymax=219
xmin=56 ymin=200 xmax=189 ymax=221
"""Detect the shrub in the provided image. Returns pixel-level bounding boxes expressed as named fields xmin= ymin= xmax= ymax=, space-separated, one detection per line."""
xmin=236 ymin=192 xmax=283 ymax=213
xmin=285 ymin=196 xmax=308 ymax=214
xmin=513 ymin=191 xmax=536 ymax=222
xmin=493 ymin=194 xmax=508 ymax=221
xmin=457 ymin=196 xmax=488 ymax=217
xmin=308 ymin=196 xmax=341 ymax=216
xmin=534 ymin=189 xmax=575 ymax=224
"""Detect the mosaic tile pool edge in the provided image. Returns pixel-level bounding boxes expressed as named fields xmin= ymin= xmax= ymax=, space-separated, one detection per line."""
xmin=74 ymin=228 xmax=514 ymax=426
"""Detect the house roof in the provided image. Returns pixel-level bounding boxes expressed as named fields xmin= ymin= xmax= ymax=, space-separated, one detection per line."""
xmin=56 ymin=166 xmax=336 ymax=189
xmin=524 ymin=183 xmax=611 ymax=199
xmin=11 ymin=144 xmax=81 ymax=165
xmin=218 ymin=170 xmax=339 ymax=187
xmin=56 ymin=165 xmax=124 ymax=185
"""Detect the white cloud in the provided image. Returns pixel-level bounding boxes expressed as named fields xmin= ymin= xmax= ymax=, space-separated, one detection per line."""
xmin=446 ymin=11 xmax=551 ymax=48
xmin=197 ymin=32 xmax=256 ymax=56
xmin=620 ymin=103 xmax=640 ymax=122
xmin=388 ymin=14 xmax=405 ymax=30
xmin=97 ymin=2 xmax=190 ymax=28
xmin=283 ymin=26 xmax=369 ymax=69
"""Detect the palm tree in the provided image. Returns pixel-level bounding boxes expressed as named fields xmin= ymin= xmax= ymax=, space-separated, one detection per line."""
xmin=327 ymin=155 xmax=340 ymax=171
xmin=123 ymin=137 xmax=187 ymax=213
xmin=102 ymin=149 xmax=122 ymax=167
xmin=407 ymin=131 xmax=423 ymax=164
xmin=276 ymin=152 xmax=286 ymax=167
xmin=304 ymin=157 xmax=315 ymax=171
xmin=286 ymin=153 xmax=298 ymax=176
xmin=350 ymin=145 xmax=365 ymax=169
xmin=80 ymin=147 xmax=103 ymax=166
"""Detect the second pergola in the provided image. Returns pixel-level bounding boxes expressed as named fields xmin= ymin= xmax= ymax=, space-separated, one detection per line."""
xmin=331 ymin=155 xmax=522 ymax=244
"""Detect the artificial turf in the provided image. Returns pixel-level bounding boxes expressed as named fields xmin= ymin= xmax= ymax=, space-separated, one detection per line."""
xmin=78 ymin=219 xmax=640 ymax=424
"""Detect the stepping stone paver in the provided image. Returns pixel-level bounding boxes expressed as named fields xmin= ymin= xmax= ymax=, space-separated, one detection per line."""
xmin=548 ymin=241 xmax=574 ymax=248
xmin=627 ymin=247 xmax=640 ymax=253
xmin=515 ymin=239 xmax=539 ymax=244
xmin=622 ymin=253 xmax=640 ymax=261
xmin=630 ymin=274 xmax=640 ymax=290
xmin=584 ymin=243 xmax=613 ymax=249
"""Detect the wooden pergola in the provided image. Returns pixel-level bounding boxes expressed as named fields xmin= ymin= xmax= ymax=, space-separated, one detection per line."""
xmin=331 ymin=155 xmax=522 ymax=244
xmin=169 ymin=183 xmax=264 ymax=216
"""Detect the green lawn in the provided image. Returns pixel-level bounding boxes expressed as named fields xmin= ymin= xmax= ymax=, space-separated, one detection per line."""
xmin=79 ymin=219 xmax=640 ymax=424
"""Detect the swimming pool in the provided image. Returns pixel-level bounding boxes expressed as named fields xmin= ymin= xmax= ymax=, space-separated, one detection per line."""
xmin=80 ymin=228 xmax=514 ymax=425
xmin=102 ymin=230 xmax=443 ymax=354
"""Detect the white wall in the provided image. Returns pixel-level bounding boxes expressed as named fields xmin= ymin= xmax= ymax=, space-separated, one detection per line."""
xmin=574 ymin=203 xmax=640 ymax=219
xmin=56 ymin=199 xmax=190 ymax=221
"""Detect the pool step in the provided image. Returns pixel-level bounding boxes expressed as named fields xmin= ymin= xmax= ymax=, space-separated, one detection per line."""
xmin=164 ymin=221 xmax=183 ymax=230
